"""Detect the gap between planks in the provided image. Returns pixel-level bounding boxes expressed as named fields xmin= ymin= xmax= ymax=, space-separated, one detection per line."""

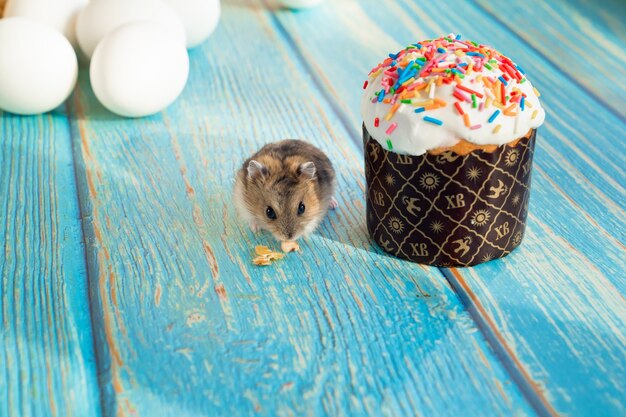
xmin=63 ymin=100 xmax=108 ymax=417
xmin=442 ymin=268 xmax=560 ymax=417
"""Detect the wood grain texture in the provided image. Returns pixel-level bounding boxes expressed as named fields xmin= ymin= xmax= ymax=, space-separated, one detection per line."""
xmin=270 ymin=0 xmax=626 ymax=416
xmin=0 ymin=110 xmax=101 ymax=417
xmin=474 ymin=0 xmax=626 ymax=119
xmin=64 ymin=1 xmax=537 ymax=416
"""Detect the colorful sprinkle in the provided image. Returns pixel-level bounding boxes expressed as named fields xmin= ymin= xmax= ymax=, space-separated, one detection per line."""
xmin=402 ymin=77 xmax=416 ymax=87
xmin=493 ymin=124 xmax=502 ymax=133
xmin=423 ymin=116 xmax=443 ymax=125
xmin=415 ymin=107 xmax=426 ymax=113
xmin=456 ymin=84 xmax=484 ymax=98
xmin=532 ymin=109 xmax=539 ymax=119
xmin=470 ymin=124 xmax=482 ymax=130
xmin=451 ymin=68 xmax=464 ymax=76
xmin=363 ymin=80 xmax=369 ymax=90
xmin=453 ymin=89 xmax=471 ymax=102
xmin=454 ymin=102 xmax=464 ymax=115
xmin=428 ymin=83 xmax=436 ymax=99
xmin=488 ymin=110 xmax=501 ymax=123
xmin=504 ymin=103 xmax=517 ymax=115
xmin=386 ymin=139 xmax=393 ymax=150
xmin=498 ymin=76 xmax=508 ymax=86
xmin=374 ymin=117 xmax=380 ymax=127
xmin=386 ymin=122 xmax=398 ymax=135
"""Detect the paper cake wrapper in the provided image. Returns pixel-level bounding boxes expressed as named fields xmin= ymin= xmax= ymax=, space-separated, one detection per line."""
xmin=363 ymin=124 xmax=536 ymax=267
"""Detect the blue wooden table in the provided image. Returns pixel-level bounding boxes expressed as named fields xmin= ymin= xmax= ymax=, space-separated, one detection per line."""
xmin=1 ymin=1 xmax=625 ymax=416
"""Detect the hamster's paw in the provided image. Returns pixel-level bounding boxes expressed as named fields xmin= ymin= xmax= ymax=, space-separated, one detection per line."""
xmin=328 ymin=197 xmax=338 ymax=210
xmin=250 ymin=222 xmax=260 ymax=233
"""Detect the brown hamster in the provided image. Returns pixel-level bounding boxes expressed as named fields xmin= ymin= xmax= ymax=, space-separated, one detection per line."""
xmin=234 ymin=139 xmax=337 ymax=243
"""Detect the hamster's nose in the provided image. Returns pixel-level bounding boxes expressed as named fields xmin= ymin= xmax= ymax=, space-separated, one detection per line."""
xmin=287 ymin=233 xmax=293 ymax=240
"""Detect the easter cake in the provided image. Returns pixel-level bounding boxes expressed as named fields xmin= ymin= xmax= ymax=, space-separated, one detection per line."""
xmin=361 ymin=34 xmax=545 ymax=266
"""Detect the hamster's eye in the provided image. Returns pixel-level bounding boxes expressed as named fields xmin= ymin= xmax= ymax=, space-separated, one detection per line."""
xmin=297 ymin=202 xmax=305 ymax=216
xmin=266 ymin=206 xmax=277 ymax=220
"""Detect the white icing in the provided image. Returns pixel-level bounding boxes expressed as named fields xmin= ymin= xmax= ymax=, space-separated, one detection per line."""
xmin=360 ymin=39 xmax=546 ymax=156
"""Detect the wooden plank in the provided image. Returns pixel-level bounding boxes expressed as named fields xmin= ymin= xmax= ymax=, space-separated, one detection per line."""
xmin=0 ymin=110 xmax=101 ymax=416
xmin=66 ymin=1 xmax=538 ymax=416
xmin=270 ymin=0 xmax=626 ymax=416
xmin=474 ymin=0 xmax=626 ymax=119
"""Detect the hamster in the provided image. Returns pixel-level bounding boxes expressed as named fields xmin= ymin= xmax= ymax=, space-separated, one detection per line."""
xmin=234 ymin=139 xmax=337 ymax=244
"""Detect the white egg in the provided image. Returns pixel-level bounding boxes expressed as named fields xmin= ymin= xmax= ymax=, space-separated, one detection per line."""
xmin=3 ymin=0 xmax=88 ymax=46
xmin=76 ymin=0 xmax=186 ymax=59
xmin=161 ymin=0 xmax=220 ymax=48
xmin=277 ymin=0 xmax=325 ymax=9
xmin=0 ymin=17 xmax=78 ymax=115
xmin=90 ymin=21 xmax=189 ymax=118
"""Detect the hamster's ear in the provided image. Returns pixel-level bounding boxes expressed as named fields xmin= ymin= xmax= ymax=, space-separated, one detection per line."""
xmin=298 ymin=162 xmax=316 ymax=180
xmin=247 ymin=160 xmax=267 ymax=180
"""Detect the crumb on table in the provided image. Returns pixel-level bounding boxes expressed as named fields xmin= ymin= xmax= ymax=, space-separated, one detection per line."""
xmin=281 ymin=241 xmax=300 ymax=253
xmin=252 ymin=245 xmax=285 ymax=266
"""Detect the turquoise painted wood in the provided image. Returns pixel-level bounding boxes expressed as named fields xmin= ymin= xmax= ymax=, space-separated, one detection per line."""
xmin=1 ymin=0 xmax=625 ymax=416
xmin=271 ymin=0 xmax=626 ymax=416
xmin=0 ymin=110 xmax=101 ymax=416
xmin=63 ymin=2 xmax=536 ymax=416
